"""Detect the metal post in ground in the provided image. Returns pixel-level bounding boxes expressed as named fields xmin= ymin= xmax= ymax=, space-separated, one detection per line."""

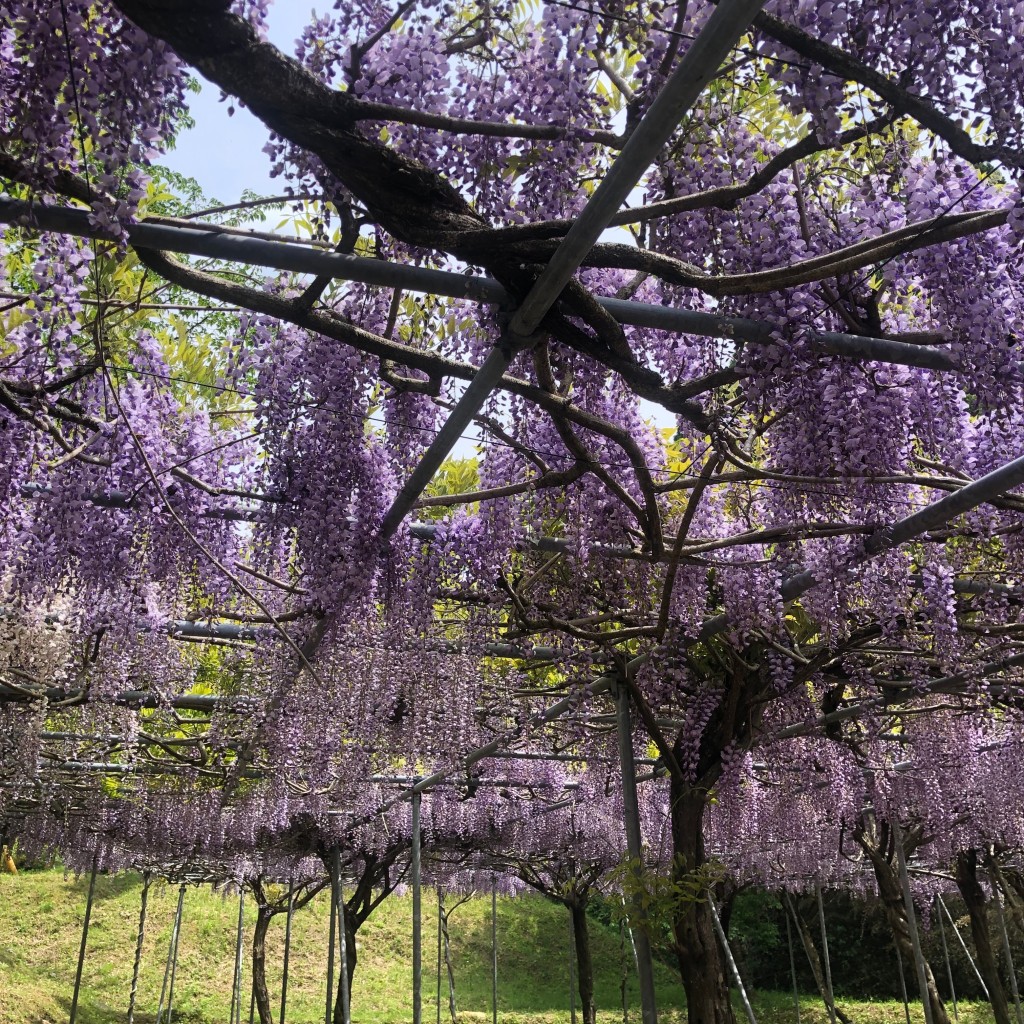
xmin=281 ymin=878 xmax=295 ymax=1024
xmin=569 ymin=907 xmax=578 ymax=1024
xmin=935 ymin=896 xmax=959 ymax=1022
xmin=709 ymin=898 xmax=757 ymax=1024
xmin=326 ymin=854 xmax=338 ymax=1024
xmin=164 ymin=884 xmax=186 ymax=1024
xmin=157 ymin=883 xmax=185 ymax=1024
xmin=231 ymin=890 xmax=245 ymax=1024
xmin=938 ymin=895 xmax=989 ymax=999
xmin=127 ymin=872 xmax=151 ymax=1024
xmin=816 ymin=885 xmax=837 ymax=1024
xmin=413 ymin=788 xmax=423 ymax=1024
xmin=892 ymin=821 xmax=935 ymax=1024
xmin=69 ymin=853 xmax=99 ymax=1024
xmin=619 ymin=916 xmax=630 ymax=1024
xmin=335 ymin=853 xmax=351 ymax=1024
xmin=784 ymin=896 xmax=801 ymax=1024
xmin=994 ymin=885 xmax=1023 ymax=1024
xmin=616 ymin=683 xmax=659 ymax=1024
xmin=437 ymin=890 xmax=443 ymax=1024
xmin=492 ymin=876 xmax=498 ymax=1024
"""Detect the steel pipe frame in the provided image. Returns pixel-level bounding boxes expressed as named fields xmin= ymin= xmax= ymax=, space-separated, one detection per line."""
xmin=377 ymin=0 xmax=774 ymax=541
xmin=10 ymin=450 xmax=1024 ymax=836
xmin=0 ymin=200 xmax=955 ymax=372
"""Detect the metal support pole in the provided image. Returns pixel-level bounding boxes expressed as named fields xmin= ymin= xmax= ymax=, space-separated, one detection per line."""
xmin=0 ymin=199 xmax=954 ymax=373
xmin=892 ymin=821 xmax=935 ymax=1024
xmin=281 ymin=878 xmax=295 ymax=1024
xmin=492 ymin=877 xmax=499 ymax=1024
xmin=938 ymin=896 xmax=989 ymax=999
xmin=413 ymin=788 xmax=423 ymax=1024
xmin=157 ymin=884 xmax=185 ymax=1024
xmin=157 ymin=885 xmax=179 ymax=1024
xmin=69 ymin=853 xmax=99 ymax=1024
xmin=327 ymin=854 xmax=338 ymax=1024
xmin=127 ymin=872 xmax=151 ymax=1024
xmin=376 ymin=0 xmax=768 ymax=539
xmin=231 ymin=891 xmax=245 ymax=1024
xmin=895 ymin=940 xmax=913 ymax=1024
xmin=437 ymin=890 xmax=443 ymax=1024
xmin=620 ymin=916 xmax=631 ymax=1024
xmin=569 ymin=908 xmax=578 ymax=1024
xmin=164 ymin=885 xmax=186 ymax=1024
xmin=336 ymin=857 xmax=351 ymax=1024
xmin=935 ymin=897 xmax=959 ymax=1022
xmin=994 ymin=886 xmax=1023 ymax=1024
xmin=616 ymin=684 xmax=659 ymax=1024
xmin=784 ymin=898 xmax=801 ymax=1024
xmin=709 ymin=899 xmax=758 ymax=1024
xmin=816 ymin=885 xmax=837 ymax=1024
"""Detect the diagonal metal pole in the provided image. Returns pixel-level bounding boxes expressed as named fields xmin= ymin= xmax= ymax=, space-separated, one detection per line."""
xmin=69 ymin=853 xmax=99 ymax=1024
xmin=816 ymin=885 xmax=837 ymax=1024
xmin=156 ymin=885 xmax=183 ymax=1024
xmin=784 ymin=900 xmax=802 ymax=1024
xmin=327 ymin=854 xmax=338 ymax=1024
xmin=938 ymin=895 xmax=989 ymax=999
xmin=336 ymin=857 xmax=352 ymax=1024
xmin=376 ymin=0 xmax=770 ymax=541
xmin=895 ymin=939 xmax=913 ymax=1024
xmin=935 ymin=896 xmax=959 ymax=1022
xmin=709 ymin=898 xmax=758 ymax=1024
xmin=231 ymin=890 xmax=246 ymax=1024
xmin=165 ymin=885 xmax=186 ymax=1024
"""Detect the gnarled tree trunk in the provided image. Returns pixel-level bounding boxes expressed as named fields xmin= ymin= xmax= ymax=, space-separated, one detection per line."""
xmin=570 ymin=901 xmax=597 ymax=1024
xmin=957 ymin=850 xmax=1013 ymax=1024
xmin=670 ymin=777 xmax=736 ymax=1024
xmin=252 ymin=906 xmax=274 ymax=1024
xmin=858 ymin=823 xmax=951 ymax=1024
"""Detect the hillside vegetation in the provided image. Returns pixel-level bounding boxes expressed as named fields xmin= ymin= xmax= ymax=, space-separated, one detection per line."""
xmin=0 ymin=870 xmax=998 ymax=1024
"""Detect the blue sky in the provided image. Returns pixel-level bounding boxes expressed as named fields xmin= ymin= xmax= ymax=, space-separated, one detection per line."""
xmin=160 ymin=6 xmax=314 ymax=204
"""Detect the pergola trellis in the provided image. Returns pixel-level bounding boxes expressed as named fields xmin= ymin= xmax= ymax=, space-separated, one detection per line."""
xmin=3 ymin=2 xmax=1024 ymax=1024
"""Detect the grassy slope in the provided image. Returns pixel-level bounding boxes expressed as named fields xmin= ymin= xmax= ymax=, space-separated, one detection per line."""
xmin=0 ymin=871 xmax=997 ymax=1024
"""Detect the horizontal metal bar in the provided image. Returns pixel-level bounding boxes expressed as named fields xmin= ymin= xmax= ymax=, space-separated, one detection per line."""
xmin=0 ymin=200 xmax=954 ymax=370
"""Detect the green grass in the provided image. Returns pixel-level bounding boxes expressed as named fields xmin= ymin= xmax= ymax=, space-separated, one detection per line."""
xmin=0 ymin=870 xmax=998 ymax=1024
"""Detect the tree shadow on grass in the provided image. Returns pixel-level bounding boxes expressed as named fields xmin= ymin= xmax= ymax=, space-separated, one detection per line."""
xmin=64 ymin=869 xmax=145 ymax=900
